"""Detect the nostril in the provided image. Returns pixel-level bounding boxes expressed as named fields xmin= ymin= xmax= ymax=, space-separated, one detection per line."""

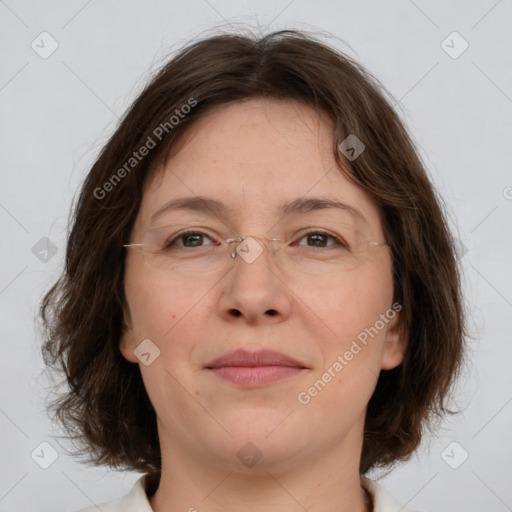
xmin=266 ymin=309 xmax=278 ymax=316
xmin=230 ymin=309 xmax=242 ymax=317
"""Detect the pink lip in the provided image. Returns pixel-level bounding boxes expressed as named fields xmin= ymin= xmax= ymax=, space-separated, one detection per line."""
xmin=205 ymin=349 xmax=308 ymax=387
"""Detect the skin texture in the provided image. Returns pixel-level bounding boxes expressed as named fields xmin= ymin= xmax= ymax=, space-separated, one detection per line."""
xmin=120 ymin=98 xmax=408 ymax=512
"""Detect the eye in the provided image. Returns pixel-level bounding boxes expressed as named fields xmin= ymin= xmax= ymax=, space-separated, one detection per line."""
xmin=164 ymin=230 xmax=217 ymax=249
xmin=294 ymin=231 xmax=347 ymax=249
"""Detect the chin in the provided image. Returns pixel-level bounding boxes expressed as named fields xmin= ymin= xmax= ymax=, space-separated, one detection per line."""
xmin=197 ymin=415 xmax=311 ymax=472
xmin=214 ymin=436 xmax=308 ymax=475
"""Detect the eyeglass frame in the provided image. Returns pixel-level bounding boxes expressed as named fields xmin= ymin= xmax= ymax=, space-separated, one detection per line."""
xmin=122 ymin=232 xmax=389 ymax=267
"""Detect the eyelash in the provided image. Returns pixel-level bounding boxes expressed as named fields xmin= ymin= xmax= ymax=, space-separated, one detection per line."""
xmin=164 ymin=229 xmax=348 ymax=250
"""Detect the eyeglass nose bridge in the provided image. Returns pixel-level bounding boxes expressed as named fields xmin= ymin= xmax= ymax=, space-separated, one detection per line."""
xmin=227 ymin=237 xmax=243 ymax=259
xmin=226 ymin=236 xmax=283 ymax=261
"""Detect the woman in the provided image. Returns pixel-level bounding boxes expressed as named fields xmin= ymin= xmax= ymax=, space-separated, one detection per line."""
xmin=40 ymin=29 xmax=467 ymax=512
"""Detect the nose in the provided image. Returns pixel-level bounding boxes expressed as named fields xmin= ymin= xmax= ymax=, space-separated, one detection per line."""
xmin=217 ymin=237 xmax=292 ymax=324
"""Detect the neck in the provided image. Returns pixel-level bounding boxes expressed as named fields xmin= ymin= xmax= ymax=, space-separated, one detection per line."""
xmin=148 ymin=429 xmax=371 ymax=512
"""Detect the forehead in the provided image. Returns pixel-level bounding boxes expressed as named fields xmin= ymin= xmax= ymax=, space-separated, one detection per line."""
xmin=136 ymin=98 xmax=382 ymax=232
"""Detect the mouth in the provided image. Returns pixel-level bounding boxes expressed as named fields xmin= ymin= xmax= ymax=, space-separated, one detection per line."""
xmin=204 ymin=349 xmax=308 ymax=388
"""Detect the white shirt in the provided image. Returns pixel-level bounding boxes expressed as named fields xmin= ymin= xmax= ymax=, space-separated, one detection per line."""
xmin=72 ymin=475 xmax=420 ymax=512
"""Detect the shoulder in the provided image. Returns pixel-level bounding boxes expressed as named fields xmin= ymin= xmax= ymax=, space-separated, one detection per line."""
xmin=362 ymin=477 xmax=423 ymax=512
xmin=70 ymin=475 xmax=153 ymax=512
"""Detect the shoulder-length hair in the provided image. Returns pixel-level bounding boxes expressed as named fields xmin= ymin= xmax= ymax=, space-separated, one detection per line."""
xmin=40 ymin=29 xmax=467 ymax=485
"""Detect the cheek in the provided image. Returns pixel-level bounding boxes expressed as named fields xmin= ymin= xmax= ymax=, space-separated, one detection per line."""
xmin=301 ymin=362 xmax=378 ymax=434
xmin=124 ymin=263 xmax=214 ymax=341
xmin=298 ymin=264 xmax=394 ymax=344
xmin=128 ymin=273 xmax=212 ymax=421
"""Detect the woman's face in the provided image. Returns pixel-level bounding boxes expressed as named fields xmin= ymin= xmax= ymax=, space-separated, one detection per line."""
xmin=120 ymin=98 xmax=407 ymax=473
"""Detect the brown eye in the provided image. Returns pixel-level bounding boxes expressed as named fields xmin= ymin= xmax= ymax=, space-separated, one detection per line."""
xmin=164 ymin=231 xmax=215 ymax=249
xmin=306 ymin=233 xmax=329 ymax=247
xmin=295 ymin=231 xmax=347 ymax=249
xmin=182 ymin=233 xmax=205 ymax=247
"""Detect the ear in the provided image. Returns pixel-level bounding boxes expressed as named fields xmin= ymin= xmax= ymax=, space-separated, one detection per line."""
xmin=119 ymin=305 xmax=139 ymax=364
xmin=380 ymin=309 xmax=408 ymax=370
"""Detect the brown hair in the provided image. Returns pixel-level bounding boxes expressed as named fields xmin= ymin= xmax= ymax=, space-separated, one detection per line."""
xmin=39 ymin=28 xmax=467 ymax=484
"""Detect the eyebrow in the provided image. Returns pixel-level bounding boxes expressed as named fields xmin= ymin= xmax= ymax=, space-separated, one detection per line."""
xmin=282 ymin=197 xmax=366 ymax=223
xmin=150 ymin=196 xmax=367 ymax=224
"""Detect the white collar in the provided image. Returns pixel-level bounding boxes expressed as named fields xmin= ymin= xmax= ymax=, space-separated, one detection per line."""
xmin=76 ymin=474 xmax=419 ymax=512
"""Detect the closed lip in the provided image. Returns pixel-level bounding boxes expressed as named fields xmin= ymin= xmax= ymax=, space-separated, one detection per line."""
xmin=205 ymin=349 xmax=308 ymax=369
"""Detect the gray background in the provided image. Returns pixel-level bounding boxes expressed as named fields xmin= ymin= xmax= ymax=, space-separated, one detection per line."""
xmin=1 ymin=1 xmax=511 ymax=511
